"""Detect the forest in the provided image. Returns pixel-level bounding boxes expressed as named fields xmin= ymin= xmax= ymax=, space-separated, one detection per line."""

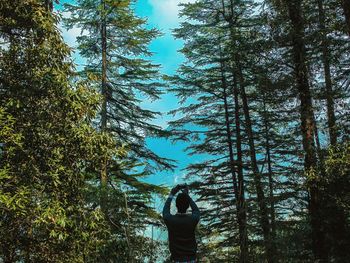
xmin=0 ymin=0 xmax=350 ymax=262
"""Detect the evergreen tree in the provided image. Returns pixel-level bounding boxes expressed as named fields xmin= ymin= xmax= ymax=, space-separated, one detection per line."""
xmin=169 ymin=21 xmax=247 ymax=261
xmin=0 ymin=0 xmax=118 ymax=261
xmin=0 ymin=1 xmax=167 ymax=261
xmin=1 ymin=0 xmax=350 ymax=262
xmin=64 ymin=0 xmax=174 ymax=172
xmin=169 ymin=0 xmax=350 ymax=262
xmin=63 ymin=0 xmax=172 ymax=261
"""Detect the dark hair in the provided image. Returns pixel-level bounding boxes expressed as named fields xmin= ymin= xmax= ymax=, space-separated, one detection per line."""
xmin=176 ymin=193 xmax=190 ymax=213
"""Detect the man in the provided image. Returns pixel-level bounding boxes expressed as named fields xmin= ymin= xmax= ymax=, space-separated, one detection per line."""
xmin=162 ymin=184 xmax=200 ymax=263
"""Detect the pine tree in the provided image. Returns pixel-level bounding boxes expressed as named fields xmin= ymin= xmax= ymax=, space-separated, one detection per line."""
xmin=169 ymin=0 xmax=347 ymax=262
xmin=63 ymin=0 xmax=172 ymax=261
xmin=64 ymin=0 xmax=174 ymax=172
xmin=171 ymin=0 xmax=350 ymax=262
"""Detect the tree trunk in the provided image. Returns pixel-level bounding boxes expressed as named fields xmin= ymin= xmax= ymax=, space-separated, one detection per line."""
xmin=221 ymin=0 xmax=273 ymax=259
xmin=317 ymin=0 xmax=337 ymax=145
xmin=285 ymin=1 xmax=327 ymax=261
xmin=101 ymin=0 xmax=107 ymax=131
xmin=265 ymin=130 xmax=276 ymax=241
xmin=235 ymin=60 xmax=274 ymax=263
xmin=124 ymin=193 xmax=134 ymax=263
xmin=100 ymin=0 xmax=108 ymax=214
xmin=220 ymin=61 xmax=239 ymax=199
xmin=220 ymin=59 xmax=248 ymax=263
xmin=233 ymin=71 xmax=248 ymax=263
xmin=341 ymin=0 xmax=350 ymax=36
xmin=262 ymin=90 xmax=276 ymax=246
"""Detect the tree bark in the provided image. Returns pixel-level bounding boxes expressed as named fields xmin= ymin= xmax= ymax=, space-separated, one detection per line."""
xmin=220 ymin=60 xmax=239 ymax=199
xmin=233 ymin=71 xmax=248 ymax=263
xmin=285 ymin=1 xmax=327 ymax=261
xmin=101 ymin=0 xmax=107 ymax=132
xmin=262 ymin=90 xmax=276 ymax=245
xmin=317 ymin=0 xmax=337 ymax=145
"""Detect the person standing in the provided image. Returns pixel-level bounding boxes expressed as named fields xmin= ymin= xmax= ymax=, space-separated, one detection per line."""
xmin=162 ymin=184 xmax=200 ymax=263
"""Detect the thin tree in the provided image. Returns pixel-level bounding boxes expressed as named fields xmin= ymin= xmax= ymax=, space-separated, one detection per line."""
xmin=284 ymin=0 xmax=327 ymax=261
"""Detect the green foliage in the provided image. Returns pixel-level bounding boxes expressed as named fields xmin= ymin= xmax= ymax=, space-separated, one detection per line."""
xmin=0 ymin=0 xmax=126 ymax=261
xmin=1 ymin=0 xmax=349 ymax=262
xmin=62 ymin=1 xmax=174 ymax=260
xmin=64 ymin=0 xmax=175 ymax=172
xmin=169 ymin=0 xmax=350 ymax=262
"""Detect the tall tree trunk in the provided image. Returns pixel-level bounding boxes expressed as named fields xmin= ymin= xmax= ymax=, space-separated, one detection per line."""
xmin=100 ymin=0 xmax=108 ymax=214
xmin=220 ymin=61 xmax=239 ymax=200
xmin=341 ymin=0 xmax=350 ymax=36
xmin=233 ymin=59 xmax=274 ymax=262
xmin=265 ymin=131 xmax=276 ymax=239
xmin=233 ymin=71 xmax=248 ymax=263
xmin=220 ymin=0 xmax=273 ymax=260
xmin=124 ymin=193 xmax=134 ymax=263
xmin=262 ymin=90 xmax=276 ymax=246
xmin=285 ymin=1 xmax=327 ymax=261
xmin=220 ymin=59 xmax=247 ymax=263
xmin=317 ymin=0 xmax=337 ymax=145
xmin=101 ymin=0 xmax=107 ymax=131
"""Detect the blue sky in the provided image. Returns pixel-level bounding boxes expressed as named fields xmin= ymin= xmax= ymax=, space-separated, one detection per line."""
xmin=57 ymin=0 xmax=199 ymax=189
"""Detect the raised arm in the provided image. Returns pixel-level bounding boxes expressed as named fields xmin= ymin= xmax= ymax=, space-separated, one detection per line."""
xmin=189 ymin=196 xmax=200 ymax=222
xmin=162 ymin=194 xmax=173 ymax=220
xmin=162 ymin=186 xmax=180 ymax=221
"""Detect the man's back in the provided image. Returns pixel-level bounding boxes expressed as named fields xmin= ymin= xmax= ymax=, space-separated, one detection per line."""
xmin=162 ymin=186 xmax=200 ymax=262
xmin=164 ymin=213 xmax=199 ymax=260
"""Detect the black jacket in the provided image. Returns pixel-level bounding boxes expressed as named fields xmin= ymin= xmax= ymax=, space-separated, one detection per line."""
xmin=162 ymin=194 xmax=200 ymax=261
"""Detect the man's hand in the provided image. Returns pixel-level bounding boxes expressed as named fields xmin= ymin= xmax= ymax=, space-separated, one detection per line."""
xmin=170 ymin=185 xmax=180 ymax=195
